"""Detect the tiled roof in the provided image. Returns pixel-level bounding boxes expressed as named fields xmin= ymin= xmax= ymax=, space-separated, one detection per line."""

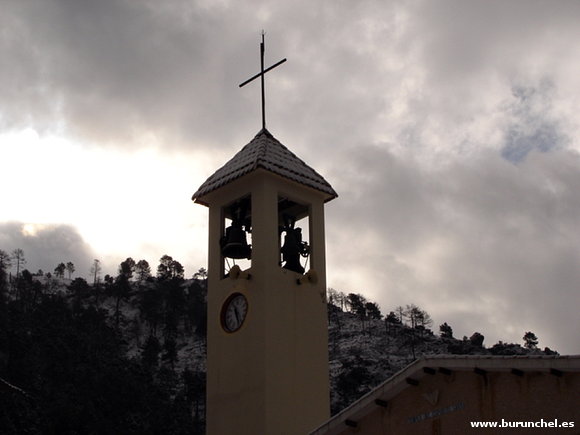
xmin=192 ymin=129 xmax=338 ymax=204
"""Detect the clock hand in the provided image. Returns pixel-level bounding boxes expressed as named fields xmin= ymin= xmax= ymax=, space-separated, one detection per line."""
xmin=234 ymin=307 xmax=240 ymax=324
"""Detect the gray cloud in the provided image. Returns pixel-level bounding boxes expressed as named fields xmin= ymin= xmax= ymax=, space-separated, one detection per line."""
xmin=327 ymin=146 xmax=580 ymax=352
xmin=502 ymin=82 xmax=569 ymax=162
xmin=3 ymin=0 xmax=579 ymax=153
xmin=0 ymin=222 xmax=95 ymax=279
xmin=2 ymin=0 xmax=580 ymax=353
xmin=1 ymin=0 xmax=239 ymax=146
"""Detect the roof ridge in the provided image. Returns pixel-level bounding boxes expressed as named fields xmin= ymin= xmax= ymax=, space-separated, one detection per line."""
xmin=255 ymin=129 xmax=269 ymax=170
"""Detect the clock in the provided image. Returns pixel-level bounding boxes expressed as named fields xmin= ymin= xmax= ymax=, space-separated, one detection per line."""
xmin=221 ymin=293 xmax=248 ymax=332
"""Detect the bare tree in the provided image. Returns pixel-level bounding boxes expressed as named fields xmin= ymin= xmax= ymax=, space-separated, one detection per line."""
xmin=327 ymin=288 xmax=340 ymax=308
xmin=336 ymin=290 xmax=347 ymax=311
xmin=401 ymin=304 xmax=434 ymax=358
xmin=90 ymin=259 xmax=102 ymax=286
xmin=395 ymin=305 xmax=405 ymax=323
xmin=403 ymin=304 xmax=433 ymax=329
xmin=11 ymin=249 xmax=26 ymax=278
xmin=66 ymin=262 xmax=75 ymax=279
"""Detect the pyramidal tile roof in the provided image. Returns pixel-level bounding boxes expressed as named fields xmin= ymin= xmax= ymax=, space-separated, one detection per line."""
xmin=192 ymin=129 xmax=337 ymax=204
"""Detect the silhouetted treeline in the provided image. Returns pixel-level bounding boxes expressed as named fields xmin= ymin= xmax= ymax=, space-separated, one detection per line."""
xmin=1 ymin=249 xmax=556 ymax=431
xmin=0 ymin=251 xmax=207 ymax=435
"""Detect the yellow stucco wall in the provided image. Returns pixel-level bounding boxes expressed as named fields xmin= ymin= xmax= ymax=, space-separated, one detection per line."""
xmin=202 ymin=170 xmax=331 ymax=435
xmin=334 ymin=368 xmax=580 ymax=435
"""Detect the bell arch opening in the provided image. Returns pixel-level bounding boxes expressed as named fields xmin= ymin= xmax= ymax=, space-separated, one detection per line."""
xmin=220 ymin=195 xmax=252 ymax=277
xmin=278 ymin=195 xmax=310 ymax=275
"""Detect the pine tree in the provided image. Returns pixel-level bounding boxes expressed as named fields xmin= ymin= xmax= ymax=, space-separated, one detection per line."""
xmin=523 ymin=331 xmax=538 ymax=349
xmin=384 ymin=311 xmax=400 ymax=336
xmin=365 ymin=302 xmax=382 ymax=320
xmin=157 ymin=255 xmax=184 ymax=280
xmin=112 ymin=274 xmax=131 ymax=327
xmin=0 ymin=250 xmax=11 ymax=274
xmin=470 ymin=332 xmax=485 ymax=347
xmin=119 ymin=257 xmax=136 ymax=280
xmin=54 ymin=263 xmax=66 ymax=279
xmin=142 ymin=335 xmax=162 ymax=370
xmin=135 ymin=259 xmax=151 ymax=282
xmin=439 ymin=322 xmax=453 ymax=339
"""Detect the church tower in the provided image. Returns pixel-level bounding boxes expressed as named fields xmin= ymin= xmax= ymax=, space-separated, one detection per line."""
xmin=192 ymin=127 xmax=337 ymax=434
xmin=193 ymin=34 xmax=337 ymax=434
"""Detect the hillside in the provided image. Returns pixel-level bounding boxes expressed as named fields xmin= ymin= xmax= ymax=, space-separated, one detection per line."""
xmin=327 ymin=297 xmax=555 ymax=414
xmin=0 ymin=265 xmax=555 ymax=434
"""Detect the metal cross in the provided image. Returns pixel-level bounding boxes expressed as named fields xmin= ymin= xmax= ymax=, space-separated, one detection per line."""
xmin=239 ymin=32 xmax=287 ymax=131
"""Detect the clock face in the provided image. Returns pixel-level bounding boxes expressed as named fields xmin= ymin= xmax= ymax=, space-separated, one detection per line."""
xmin=221 ymin=293 xmax=248 ymax=333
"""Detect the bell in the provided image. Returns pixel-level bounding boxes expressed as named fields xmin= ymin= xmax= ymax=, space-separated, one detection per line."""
xmin=221 ymin=225 xmax=252 ymax=259
xmin=281 ymin=227 xmax=306 ymax=274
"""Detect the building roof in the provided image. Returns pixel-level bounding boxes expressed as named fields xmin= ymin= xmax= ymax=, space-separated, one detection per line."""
xmin=192 ymin=129 xmax=338 ymax=205
xmin=310 ymin=354 xmax=580 ymax=434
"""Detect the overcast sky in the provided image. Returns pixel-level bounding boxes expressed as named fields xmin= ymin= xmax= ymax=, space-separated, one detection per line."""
xmin=1 ymin=0 xmax=579 ymax=354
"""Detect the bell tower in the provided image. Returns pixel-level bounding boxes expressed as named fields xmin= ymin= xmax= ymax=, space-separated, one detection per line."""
xmin=192 ymin=128 xmax=337 ymax=434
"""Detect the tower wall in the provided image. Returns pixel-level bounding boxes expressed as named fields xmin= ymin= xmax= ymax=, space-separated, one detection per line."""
xmin=204 ymin=170 xmax=330 ymax=435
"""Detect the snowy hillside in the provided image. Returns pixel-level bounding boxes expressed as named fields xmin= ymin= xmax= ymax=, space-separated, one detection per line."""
xmin=1 ymin=268 xmax=555 ymax=433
